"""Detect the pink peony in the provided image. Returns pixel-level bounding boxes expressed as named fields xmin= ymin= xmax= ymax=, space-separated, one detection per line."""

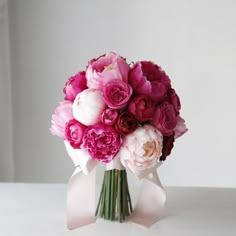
xmin=153 ymin=101 xmax=177 ymax=136
xmin=101 ymin=108 xmax=118 ymax=126
xmin=174 ymin=116 xmax=188 ymax=138
xmin=63 ymin=71 xmax=87 ymax=102
xmin=119 ymin=125 xmax=163 ymax=172
xmin=128 ymin=95 xmax=156 ymax=122
xmin=82 ymin=124 xmax=121 ymax=163
xmin=65 ymin=119 xmax=86 ymax=149
xmin=115 ymin=112 xmax=137 ymax=135
xmin=73 ymin=89 xmax=106 ymax=126
xmin=129 ymin=61 xmax=171 ymax=102
xmin=102 ymin=79 xmax=132 ymax=109
xmin=50 ymin=101 xmax=74 ymax=138
xmin=86 ymin=52 xmax=130 ymax=90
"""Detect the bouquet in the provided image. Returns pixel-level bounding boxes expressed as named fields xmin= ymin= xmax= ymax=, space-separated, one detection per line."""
xmin=50 ymin=52 xmax=187 ymax=229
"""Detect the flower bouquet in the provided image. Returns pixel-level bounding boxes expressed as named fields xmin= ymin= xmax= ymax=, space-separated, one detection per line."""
xmin=50 ymin=52 xmax=187 ymax=229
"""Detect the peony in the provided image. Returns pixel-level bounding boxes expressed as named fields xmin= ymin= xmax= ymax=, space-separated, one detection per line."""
xmin=73 ymin=89 xmax=106 ymax=126
xmin=129 ymin=61 xmax=170 ymax=102
xmin=119 ymin=125 xmax=163 ymax=172
xmin=63 ymin=71 xmax=87 ymax=102
xmin=152 ymin=101 xmax=177 ymax=136
xmin=165 ymin=88 xmax=181 ymax=115
xmin=160 ymin=134 xmax=175 ymax=161
xmin=128 ymin=95 xmax=156 ymax=122
xmin=82 ymin=124 xmax=121 ymax=163
xmin=50 ymin=101 xmax=74 ymax=138
xmin=86 ymin=52 xmax=130 ymax=90
xmin=101 ymin=108 xmax=118 ymax=126
xmin=115 ymin=112 xmax=137 ymax=135
xmin=174 ymin=116 xmax=188 ymax=138
xmin=102 ymin=79 xmax=132 ymax=109
xmin=65 ymin=119 xmax=86 ymax=149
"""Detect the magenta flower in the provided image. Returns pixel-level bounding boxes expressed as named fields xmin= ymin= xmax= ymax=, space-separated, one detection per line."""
xmin=65 ymin=119 xmax=86 ymax=149
xmin=86 ymin=52 xmax=130 ymax=90
xmin=174 ymin=116 xmax=188 ymax=138
xmin=160 ymin=134 xmax=175 ymax=161
xmin=102 ymin=79 xmax=132 ymax=109
xmin=63 ymin=71 xmax=87 ymax=102
xmin=50 ymin=101 xmax=74 ymax=139
xmin=101 ymin=108 xmax=118 ymax=126
xmin=128 ymin=95 xmax=156 ymax=122
xmin=115 ymin=112 xmax=137 ymax=135
xmin=165 ymin=88 xmax=181 ymax=115
xmin=152 ymin=101 xmax=177 ymax=136
xmin=129 ymin=61 xmax=171 ymax=102
xmin=82 ymin=124 xmax=121 ymax=163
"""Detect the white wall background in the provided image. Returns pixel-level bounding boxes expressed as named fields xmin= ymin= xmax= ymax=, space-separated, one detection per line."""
xmin=1 ymin=0 xmax=236 ymax=187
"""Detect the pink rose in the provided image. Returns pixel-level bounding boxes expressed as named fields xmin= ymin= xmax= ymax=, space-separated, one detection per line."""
xmin=101 ymin=108 xmax=118 ymax=126
xmin=129 ymin=61 xmax=170 ymax=102
xmin=115 ymin=112 xmax=137 ymax=135
xmin=86 ymin=52 xmax=130 ymax=90
xmin=63 ymin=71 xmax=87 ymax=102
xmin=50 ymin=101 xmax=74 ymax=139
xmin=165 ymin=88 xmax=181 ymax=115
xmin=153 ymin=102 xmax=177 ymax=136
xmin=128 ymin=95 xmax=156 ymax=122
xmin=174 ymin=116 xmax=188 ymax=138
xmin=82 ymin=124 xmax=121 ymax=163
xmin=102 ymin=79 xmax=132 ymax=109
xmin=65 ymin=119 xmax=86 ymax=149
xmin=119 ymin=125 xmax=163 ymax=172
xmin=160 ymin=134 xmax=175 ymax=161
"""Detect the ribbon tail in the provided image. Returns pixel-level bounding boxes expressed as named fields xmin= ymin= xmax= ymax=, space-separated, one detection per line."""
xmin=129 ymin=170 xmax=166 ymax=227
xmin=67 ymin=167 xmax=97 ymax=229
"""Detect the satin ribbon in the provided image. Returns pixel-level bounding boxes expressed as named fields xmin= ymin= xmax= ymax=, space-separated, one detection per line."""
xmin=64 ymin=141 xmax=166 ymax=229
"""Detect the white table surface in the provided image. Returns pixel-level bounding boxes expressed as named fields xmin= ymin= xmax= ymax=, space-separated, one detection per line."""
xmin=0 ymin=183 xmax=235 ymax=236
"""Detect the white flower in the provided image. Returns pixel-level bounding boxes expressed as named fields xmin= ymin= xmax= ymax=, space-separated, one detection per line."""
xmin=73 ymin=89 xmax=106 ymax=126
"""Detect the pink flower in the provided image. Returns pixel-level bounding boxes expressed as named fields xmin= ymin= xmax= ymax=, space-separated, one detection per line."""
xmin=73 ymin=89 xmax=106 ymax=126
xmin=82 ymin=124 xmax=121 ymax=163
xmin=160 ymin=134 xmax=175 ymax=161
xmin=152 ymin=102 xmax=177 ymax=136
xmin=115 ymin=112 xmax=137 ymax=135
xmin=128 ymin=95 xmax=156 ymax=122
xmin=86 ymin=52 xmax=130 ymax=90
xmin=63 ymin=71 xmax=87 ymax=102
xmin=119 ymin=125 xmax=163 ymax=172
xmin=65 ymin=119 xmax=86 ymax=149
xmin=165 ymin=88 xmax=181 ymax=115
xmin=101 ymin=108 xmax=118 ymax=126
xmin=102 ymin=79 xmax=132 ymax=109
xmin=174 ymin=116 xmax=188 ymax=138
xmin=50 ymin=101 xmax=74 ymax=138
xmin=129 ymin=61 xmax=170 ymax=102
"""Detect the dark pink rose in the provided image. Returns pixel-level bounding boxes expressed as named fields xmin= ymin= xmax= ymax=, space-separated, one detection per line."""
xmin=86 ymin=52 xmax=130 ymax=90
xmin=65 ymin=119 xmax=86 ymax=149
xmin=153 ymin=102 xmax=177 ymax=136
xmin=115 ymin=112 xmax=138 ymax=135
xmin=165 ymin=88 xmax=181 ymax=115
xmin=102 ymin=79 xmax=132 ymax=109
xmin=101 ymin=108 xmax=118 ymax=126
xmin=128 ymin=95 xmax=156 ymax=122
xmin=82 ymin=124 xmax=121 ymax=163
xmin=129 ymin=61 xmax=171 ymax=102
xmin=160 ymin=134 xmax=175 ymax=161
xmin=63 ymin=71 xmax=87 ymax=102
xmin=50 ymin=101 xmax=74 ymax=139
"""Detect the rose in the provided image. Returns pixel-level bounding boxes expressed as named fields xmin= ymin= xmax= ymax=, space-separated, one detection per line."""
xmin=50 ymin=101 xmax=74 ymax=138
xmin=165 ymin=88 xmax=181 ymax=115
xmin=152 ymin=102 xmax=177 ymax=136
xmin=82 ymin=124 xmax=121 ymax=163
xmin=128 ymin=95 xmax=156 ymax=122
xmin=101 ymin=108 xmax=118 ymax=126
xmin=115 ymin=112 xmax=137 ymax=135
xmin=102 ymin=79 xmax=132 ymax=109
xmin=119 ymin=125 xmax=163 ymax=172
xmin=73 ymin=89 xmax=106 ymax=126
xmin=86 ymin=52 xmax=130 ymax=90
xmin=129 ymin=61 xmax=170 ymax=102
xmin=63 ymin=71 xmax=87 ymax=102
xmin=174 ymin=116 xmax=188 ymax=138
xmin=65 ymin=119 xmax=86 ymax=149
xmin=160 ymin=134 xmax=175 ymax=161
